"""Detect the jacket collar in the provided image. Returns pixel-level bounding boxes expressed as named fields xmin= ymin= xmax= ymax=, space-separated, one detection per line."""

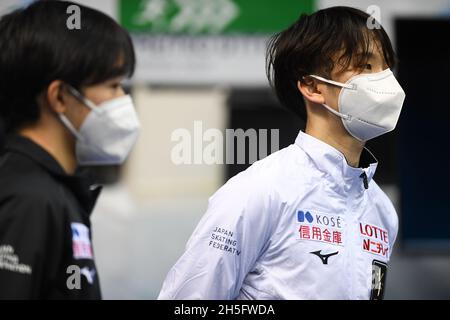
xmin=4 ymin=135 xmax=102 ymax=215
xmin=294 ymin=131 xmax=378 ymax=189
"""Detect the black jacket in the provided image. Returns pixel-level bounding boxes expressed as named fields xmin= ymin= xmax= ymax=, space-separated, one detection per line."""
xmin=0 ymin=135 xmax=102 ymax=299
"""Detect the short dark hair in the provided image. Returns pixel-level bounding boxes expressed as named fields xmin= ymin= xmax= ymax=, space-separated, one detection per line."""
xmin=0 ymin=0 xmax=136 ymax=133
xmin=266 ymin=6 xmax=396 ymax=120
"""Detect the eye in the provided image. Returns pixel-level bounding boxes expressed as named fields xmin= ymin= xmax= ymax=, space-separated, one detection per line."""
xmin=364 ymin=63 xmax=372 ymax=70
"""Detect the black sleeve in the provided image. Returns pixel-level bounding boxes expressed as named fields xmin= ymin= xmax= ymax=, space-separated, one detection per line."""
xmin=0 ymin=195 xmax=66 ymax=299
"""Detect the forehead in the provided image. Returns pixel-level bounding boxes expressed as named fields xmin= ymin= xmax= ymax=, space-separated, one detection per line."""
xmin=331 ymin=37 xmax=386 ymax=76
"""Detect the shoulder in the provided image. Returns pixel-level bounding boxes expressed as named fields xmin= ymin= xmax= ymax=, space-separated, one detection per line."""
xmin=208 ymin=144 xmax=314 ymax=219
xmin=0 ymin=151 xmax=62 ymax=191
xmin=215 ymin=143 xmax=318 ymax=201
xmin=0 ymin=193 xmax=67 ymax=242
xmin=229 ymin=143 xmax=312 ymax=183
xmin=0 ymin=153 xmax=66 ymax=221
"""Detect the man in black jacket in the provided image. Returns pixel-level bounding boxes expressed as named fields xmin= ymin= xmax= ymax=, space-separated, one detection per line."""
xmin=0 ymin=1 xmax=139 ymax=299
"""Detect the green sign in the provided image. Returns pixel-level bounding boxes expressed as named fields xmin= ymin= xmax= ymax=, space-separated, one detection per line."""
xmin=119 ymin=0 xmax=315 ymax=34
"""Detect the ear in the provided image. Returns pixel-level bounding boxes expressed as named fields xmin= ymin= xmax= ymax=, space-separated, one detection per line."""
xmin=46 ymin=80 xmax=70 ymax=114
xmin=297 ymin=77 xmax=326 ymax=105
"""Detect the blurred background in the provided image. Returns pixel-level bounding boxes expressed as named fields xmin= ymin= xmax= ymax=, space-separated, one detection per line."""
xmin=1 ymin=0 xmax=449 ymax=299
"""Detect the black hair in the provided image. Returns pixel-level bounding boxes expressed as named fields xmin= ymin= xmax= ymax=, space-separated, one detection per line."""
xmin=0 ymin=0 xmax=136 ymax=133
xmin=266 ymin=6 xmax=396 ymax=121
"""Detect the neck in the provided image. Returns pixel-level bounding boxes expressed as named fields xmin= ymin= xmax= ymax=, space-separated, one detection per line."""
xmin=18 ymin=120 xmax=77 ymax=175
xmin=305 ymin=114 xmax=365 ymax=167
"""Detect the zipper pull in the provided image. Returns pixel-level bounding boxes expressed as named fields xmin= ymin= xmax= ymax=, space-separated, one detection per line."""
xmin=360 ymin=171 xmax=369 ymax=190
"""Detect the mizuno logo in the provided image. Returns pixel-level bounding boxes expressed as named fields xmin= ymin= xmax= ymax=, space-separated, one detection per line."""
xmin=310 ymin=250 xmax=339 ymax=265
xmin=80 ymin=267 xmax=96 ymax=285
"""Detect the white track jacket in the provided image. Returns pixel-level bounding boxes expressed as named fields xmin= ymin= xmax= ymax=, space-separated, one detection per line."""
xmin=158 ymin=131 xmax=398 ymax=300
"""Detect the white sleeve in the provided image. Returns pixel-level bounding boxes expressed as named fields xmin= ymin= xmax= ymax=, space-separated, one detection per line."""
xmin=158 ymin=173 xmax=276 ymax=300
xmin=388 ymin=208 xmax=399 ymax=259
xmin=379 ymin=188 xmax=399 ymax=260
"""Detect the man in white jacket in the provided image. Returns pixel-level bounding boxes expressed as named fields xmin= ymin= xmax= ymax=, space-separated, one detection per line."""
xmin=158 ymin=6 xmax=405 ymax=300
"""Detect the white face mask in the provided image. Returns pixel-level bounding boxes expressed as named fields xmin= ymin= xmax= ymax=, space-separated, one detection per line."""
xmin=309 ymin=68 xmax=406 ymax=141
xmin=58 ymin=86 xmax=141 ymax=166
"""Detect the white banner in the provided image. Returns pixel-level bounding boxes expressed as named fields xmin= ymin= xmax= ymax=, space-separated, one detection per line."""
xmin=131 ymin=35 xmax=270 ymax=87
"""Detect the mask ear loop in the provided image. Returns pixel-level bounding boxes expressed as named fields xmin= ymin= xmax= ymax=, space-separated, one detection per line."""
xmin=58 ymin=113 xmax=84 ymax=141
xmin=308 ymin=75 xmax=356 ymax=90
xmin=66 ymin=85 xmax=103 ymax=115
xmin=57 ymin=84 xmax=104 ymax=141
xmin=53 ymin=84 xmax=84 ymax=141
xmin=321 ymin=103 xmax=352 ymax=121
xmin=304 ymin=75 xmax=355 ymax=121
